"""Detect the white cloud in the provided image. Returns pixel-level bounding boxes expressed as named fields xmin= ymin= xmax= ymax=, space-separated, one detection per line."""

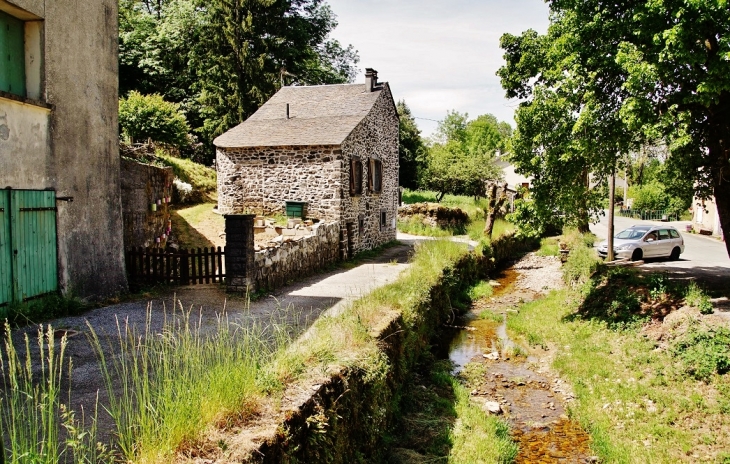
xmin=326 ymin=0 xmax=549 ymax=135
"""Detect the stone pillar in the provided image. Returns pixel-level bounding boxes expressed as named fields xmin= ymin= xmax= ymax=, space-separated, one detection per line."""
xmin=225 ymin=214 xmax=255 ymax=292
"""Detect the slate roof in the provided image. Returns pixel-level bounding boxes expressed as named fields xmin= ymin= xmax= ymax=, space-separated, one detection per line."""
xmin=214 ymin=83 xmax=385 ymax=148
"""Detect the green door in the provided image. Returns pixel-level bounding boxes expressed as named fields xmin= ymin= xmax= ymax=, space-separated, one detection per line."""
xmin=0 ymin=10 xmax=27 ymax=97
xmin=4 ymin=190 xmax=58 ymax=303
xmin=0 ymin=191 xmax=11 ymax=306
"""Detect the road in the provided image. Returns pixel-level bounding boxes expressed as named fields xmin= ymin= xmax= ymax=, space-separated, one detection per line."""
xmin=590 ymin=212 xmax=730 ymax=299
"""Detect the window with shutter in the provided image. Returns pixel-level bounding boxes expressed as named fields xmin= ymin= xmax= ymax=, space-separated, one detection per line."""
xmin=350 ymin=158 xmax=363 ymax=196
xmin=368 ymin=158 xmax=382 ymax=193
xmin=0 ymin=11 xmax=26 ymax=97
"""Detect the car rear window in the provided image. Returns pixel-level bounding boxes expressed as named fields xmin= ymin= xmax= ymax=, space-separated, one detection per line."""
xmin=669 ymin=229 xmax=680 ymax=239
xmin=659 ymin=230 xmax=671 ymax=240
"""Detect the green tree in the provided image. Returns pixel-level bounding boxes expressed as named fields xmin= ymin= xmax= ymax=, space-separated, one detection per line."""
xmin=119 ymin=91 xmax=190 ymax=148
xmin=420 ymin=112 xmax=505 ymax=201
xmin=397 ymin=100 xmax=426 ymax=190
xmin=118 ymin=0 xmax=359 ymax=163
xmin=502 ymin=0 xmax=730 ymax=255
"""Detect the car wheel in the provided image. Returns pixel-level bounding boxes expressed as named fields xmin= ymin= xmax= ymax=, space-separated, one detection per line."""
xmin=631 ymin=249 xmax=643 ymax=262
xmin=670 ymin=247 xmax=681 ymax=261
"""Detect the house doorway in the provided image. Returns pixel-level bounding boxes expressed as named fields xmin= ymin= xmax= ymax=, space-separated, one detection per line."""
xmin=0 ymin=189 xmax=58 ymax=307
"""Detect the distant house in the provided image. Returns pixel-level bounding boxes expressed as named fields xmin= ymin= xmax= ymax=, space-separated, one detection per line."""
xmin=693 ymin=196 xmax=723 ymax=238
xmin=496 ymin=160 xmax=531 ymax=211
xmin=0 ymin=0 xmax=127 ymax=305
xmin=214 ymin=69 xmax=399 ymax=257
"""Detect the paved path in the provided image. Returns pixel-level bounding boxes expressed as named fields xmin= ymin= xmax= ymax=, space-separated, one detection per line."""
xmin=13 ymin=235 xmax=428 ymax=429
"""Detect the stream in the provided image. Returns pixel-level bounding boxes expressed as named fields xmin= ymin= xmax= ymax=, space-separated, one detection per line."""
xmin=449 ymin=265 xmax=597 ymax=463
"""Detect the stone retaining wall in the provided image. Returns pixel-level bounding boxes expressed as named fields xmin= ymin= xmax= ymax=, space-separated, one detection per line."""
xmin=120 ymin=158 xmax=174 ymax=249
xmin=253 ymin=222 xmax=340 ymax=291
xmin=398 ymin=203 xmax=470 ymax=228
xmin=245 ymin=232 xmax=539 ymax=462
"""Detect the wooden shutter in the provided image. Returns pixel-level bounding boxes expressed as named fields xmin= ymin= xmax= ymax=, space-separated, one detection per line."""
xmin=0 ymin=11 xmax=26 ymax=96
xmin=368 ymin=158 xmax=374 ymax=192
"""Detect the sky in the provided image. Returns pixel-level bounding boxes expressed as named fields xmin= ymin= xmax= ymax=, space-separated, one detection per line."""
xmin=326 ymin=0 xmax=550 ymax=137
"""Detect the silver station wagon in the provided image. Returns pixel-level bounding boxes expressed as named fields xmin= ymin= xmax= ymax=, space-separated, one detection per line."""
xmin=597 ymin=225 xmax=685 ymax=261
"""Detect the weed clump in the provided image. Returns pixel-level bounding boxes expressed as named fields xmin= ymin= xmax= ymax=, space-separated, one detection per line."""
xmin=672 ymin=324 xmax=730 ymax=382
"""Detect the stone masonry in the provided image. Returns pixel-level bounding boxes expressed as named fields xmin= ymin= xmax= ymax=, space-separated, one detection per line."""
xmin=120 ymin=158 xmax=174 ymax=249
xmin=215 ymin=73 xmax=399 ymax=259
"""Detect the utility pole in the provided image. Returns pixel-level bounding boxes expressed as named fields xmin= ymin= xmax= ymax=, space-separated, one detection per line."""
xmin=608 ymin=168 xmax=616 ymax=262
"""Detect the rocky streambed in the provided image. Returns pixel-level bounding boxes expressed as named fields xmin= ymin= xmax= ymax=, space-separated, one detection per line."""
xmin=451 ymin=252 xmax=597 ymax=463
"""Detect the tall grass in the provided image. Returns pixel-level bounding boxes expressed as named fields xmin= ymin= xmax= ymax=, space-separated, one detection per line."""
xmin=0 ymin=323 xmax=108 ymax=463
xmin=88 ymin=301 xmax=293 ymax=463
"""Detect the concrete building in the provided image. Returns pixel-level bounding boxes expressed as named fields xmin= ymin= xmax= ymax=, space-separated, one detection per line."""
xmin=214 ymin=69 xmax=399 ymax=257
xmin=0 ymin=0 xmax=127 ymax=304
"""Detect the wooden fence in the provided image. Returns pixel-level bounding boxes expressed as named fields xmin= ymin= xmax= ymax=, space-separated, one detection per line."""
xmin=125 ymin=247 xmax=225 ymax=285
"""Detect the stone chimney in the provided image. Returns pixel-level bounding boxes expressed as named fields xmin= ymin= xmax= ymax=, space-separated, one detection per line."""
xmin=365 ymin=68 xmax=379 ymax=92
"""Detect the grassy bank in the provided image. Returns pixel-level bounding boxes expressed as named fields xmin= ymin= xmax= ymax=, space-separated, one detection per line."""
xmin=507 ymin=234 xmax=729 ymax=463
xmin=399 ymin=189 xmax=515 ymax=241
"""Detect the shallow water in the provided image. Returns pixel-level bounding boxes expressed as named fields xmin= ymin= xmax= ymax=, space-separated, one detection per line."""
xmin=448 ymin=265 xmax=595 ymax=463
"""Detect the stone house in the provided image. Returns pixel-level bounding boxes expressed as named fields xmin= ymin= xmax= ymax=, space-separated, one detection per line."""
xmin=214 ymin=69 xmax=399 ymax=257
xmin=0 ymin=0 xmax=127 ymax=304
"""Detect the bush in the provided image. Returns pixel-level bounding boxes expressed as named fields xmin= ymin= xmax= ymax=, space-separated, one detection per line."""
xmin=672 ymin=325 xmax=730 ymax=381
xmin=629 ymin=181 xmax=688 ymax=217
xmin=119 ymin=91 xmax=190 ymax=149
xmin=561 ymin=230 xmax=601 ymax=286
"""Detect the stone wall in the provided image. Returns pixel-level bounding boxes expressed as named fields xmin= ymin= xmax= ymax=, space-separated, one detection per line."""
xmin=120 ymin=158 xmax=174 ymax=249
xmin=339 ymin=84 xmax=399 ymax=255
xmin=397 ymin=203 xmax=470 ymax=229
xmin=216 ymin=145 xmax=343 ymax=220
xmin=253 ymin=222 xmax=340 ymax=291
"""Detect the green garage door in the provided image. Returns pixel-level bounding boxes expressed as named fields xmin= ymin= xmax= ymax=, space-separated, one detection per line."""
xmin=0 ymin=191 xmax=10 ymax=306
xmin=0 ymin=190 xmax=58 ymax=306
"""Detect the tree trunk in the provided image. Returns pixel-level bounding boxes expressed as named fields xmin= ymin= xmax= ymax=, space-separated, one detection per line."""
xmin=484 ymin=183 xmax=508 ymax=238
xmin=577 ymin=168 xmax=591 ymax=233
xmin=714 ymin=182 xmax=730 ymax=258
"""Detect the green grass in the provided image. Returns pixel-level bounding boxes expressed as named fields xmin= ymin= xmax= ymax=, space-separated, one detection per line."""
xmin=156 ymin=152 xmax=217 ymax=194
xmin=88 ymin=302 xmax=294 ymax=462
xmin=537 ymin=237 xmax=560 ymax=256
xmin=448 ymin=377 xmax=518 ymax=463
xmin=397 ymin=217 xmax=454 ymax=237
xmin=506 ymin=234 xmax=730 ymax=463
xmin=170 ymin=202 xmax=223 ymax=249
xmin=468 ymin=281 xmax=493 ymax=300
xmin=0 ymin=323 xmax=110 ymax=463
xmin=401 ymin=189 xmax=489 ymax=219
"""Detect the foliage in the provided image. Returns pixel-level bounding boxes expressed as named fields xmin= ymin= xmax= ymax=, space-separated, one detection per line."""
xmin=397 ymin=100 xmax=427 ymax=190
xmin=467 ymin=281 xmax=493 ymax=301
xmin=507 ymin=194 xmax=562 ymax=239
xmin=4 ymin=293 xmax=88 ymax=326
xmin=156 ymin=152 xmax=217 ymax=193
xmin=536 ymin=237 xmax=560 ymax=256
xmin=685 ymin=282 xmax=714 ymax=316
xmin=420 ymin=112 xmax=507 ymax=201
xmin=501 ymin=0 xmax=730 ymax=256
xmin=119 ymin=91 xmax=190 ymax=148
xmin=119 ymin=0 xmax=359 ymax=163
xmin=561 ymin=241 xmax=601 ymax=287
xmin=629 ymin=181 xmax=688 ymax=217
xmin=672 ymin=324 xmax=730 ymax=382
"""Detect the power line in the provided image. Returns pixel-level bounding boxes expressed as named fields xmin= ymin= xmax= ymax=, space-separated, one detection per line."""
xmin=413 ymin=117 xmax=440 ymax=122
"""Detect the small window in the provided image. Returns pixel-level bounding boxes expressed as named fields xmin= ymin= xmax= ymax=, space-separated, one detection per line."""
xmin=350 ymin=158 xmax=363 ymax=196
xmin=380 ymin=211 xmax=387 ymax=230
xmin=368 ymin=158 xmax=383 ymax=193
xmin=358 ymin=214 xmax=364 ymax=235
xmin=0 ymin=10 xmax=26 ymax=96
xmin=669 ymin=229 xmax=680 ymax=239
xmin=658 ymin=229 xmax=670 ymax=240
